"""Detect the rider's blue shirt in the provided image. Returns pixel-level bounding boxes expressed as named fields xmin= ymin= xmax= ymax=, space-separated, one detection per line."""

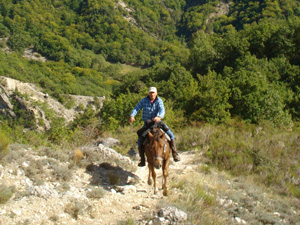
xmin=130 ymin=96 xmax=165 ymax=121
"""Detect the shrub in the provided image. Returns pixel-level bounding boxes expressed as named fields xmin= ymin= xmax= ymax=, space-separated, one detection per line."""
xmin=109 ymin=171 xmax=121 ymax=185
xmin=24 ymin=159 xmax=45 ymax=185
xmin=0 ymin=185 xmax=15 ymax=204
xmin=86 ymin=187 xmax=105 ymax=199
xmin=0 ymin=130 xmax=9 ymax=160
xmin=64 ymin=200 xmax=84 ymax=220
xmin=117 ymin=218 xmax=135 ymax=225
xmin=51 ymin=163 xmax=72 ymax=182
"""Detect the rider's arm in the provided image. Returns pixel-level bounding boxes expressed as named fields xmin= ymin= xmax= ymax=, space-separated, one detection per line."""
xmin=130 ymin=98 xmax=145 ymax=118
xmin=156 ymin=97 xmax=165 ymax=119
xmin=129 ymin=116 xmax=135 ymax=124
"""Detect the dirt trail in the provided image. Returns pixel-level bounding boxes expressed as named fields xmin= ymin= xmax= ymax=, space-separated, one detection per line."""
xmin=92 ymin=151 xmax=195 ymax=224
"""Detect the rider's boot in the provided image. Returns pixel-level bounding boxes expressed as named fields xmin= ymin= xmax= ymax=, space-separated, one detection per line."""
xmin=138 ymin=144 xmax=146 ymax=167
xmin=169 ymin=139 xmax=181 ymax=162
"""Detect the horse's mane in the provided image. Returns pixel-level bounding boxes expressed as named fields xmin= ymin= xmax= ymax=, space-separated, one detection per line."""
xmin=151 ymin=128 xmax=164 ymax=142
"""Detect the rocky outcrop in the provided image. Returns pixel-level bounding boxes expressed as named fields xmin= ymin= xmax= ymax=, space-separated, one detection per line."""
xmin=205 ymin=1 xmax=232 ymax=28
xmin=23 ymin=48 xmax=47 ymax=62
xmin=0 ymin=76 xmax=105 ymax=131
xmin=14 ymin=95 xmax=51 ymax=131
xmin=0 ymin=87 xmax=16 ymax=117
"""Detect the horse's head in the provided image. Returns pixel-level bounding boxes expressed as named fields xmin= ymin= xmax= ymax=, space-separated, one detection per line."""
xmin=148 ymin=128 xmax=167 ymax=169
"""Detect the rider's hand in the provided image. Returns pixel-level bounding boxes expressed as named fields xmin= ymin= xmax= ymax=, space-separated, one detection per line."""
xmin=153 ymin=116 xmax=161 ymax=122
xmin=129 ymin=116 xmax=135 ymax=124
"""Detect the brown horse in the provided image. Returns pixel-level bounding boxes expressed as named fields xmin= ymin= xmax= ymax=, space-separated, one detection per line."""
xmin=145 ymin=127 xmax=170 ymax=196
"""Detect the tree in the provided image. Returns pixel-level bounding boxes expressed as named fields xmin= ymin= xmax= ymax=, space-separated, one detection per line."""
xmin=185 ymin=70 xmax=231 ymax=123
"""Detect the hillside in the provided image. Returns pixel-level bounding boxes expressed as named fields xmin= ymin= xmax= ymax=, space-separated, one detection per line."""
xmin=1 ymin=1 xmax=300 ymax=223
xmin=0 ymin=0 xmax=299 ymax=127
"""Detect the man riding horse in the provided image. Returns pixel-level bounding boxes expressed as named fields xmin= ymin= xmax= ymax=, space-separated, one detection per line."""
xmin=129 ymin=87 xmax=181 ymax=167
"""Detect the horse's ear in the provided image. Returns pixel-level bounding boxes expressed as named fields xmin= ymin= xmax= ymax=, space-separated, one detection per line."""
xmin=148 ymin=131 xmax=153 ymax=139
xmin=160 ymin=132 xmax=165 ymax=139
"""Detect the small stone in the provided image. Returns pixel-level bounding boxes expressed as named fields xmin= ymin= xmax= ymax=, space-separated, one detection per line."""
xmin=132 ymin=205 xmax=141 ymax=210
xmin=154 ymin=216 xmax=165 ymax=223
xmin=185 ymin=166 xmax=193 ymax=170
xmin=17 ymin=169 xmax=23 ymax=176
xmin=110 ymin=209 xmax=116 ymax=214
xmin=274 ymin=212 xmax=280 ymax=217
xmin=11 ymin=209 xmax=21 ymax=216
xmin=117 ymin=185 xmax=137 ymax=194
xmin=219 ymin=198 xmax=226 ymax=205
xmin=59 ymin=213 xmax=68 ymax=218
xmin=158 ymin=206 xmax=187 ymax=222
xmin=22 ymin=162 xmax=29 ymax=168
xmin=234 ymin=217 xmax=246 ymax=224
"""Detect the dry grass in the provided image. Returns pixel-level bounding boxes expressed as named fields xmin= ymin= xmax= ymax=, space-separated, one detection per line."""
xmin=117 ymin=218 xmax=135 ymax=225
xmin=167 ymin=172 xmax=230 ymax=224
xmin=104 ymin=126 xmax=137 ymax=156
xmin=86 ymin=186 xmax=106 ymax=199
xmin=64 ymin=200 xmax=84 ymax=220
xmin=73 ymin=148 xmax=83 ymax=164
xmin=175 ymin=120 xmax=300 ymax=198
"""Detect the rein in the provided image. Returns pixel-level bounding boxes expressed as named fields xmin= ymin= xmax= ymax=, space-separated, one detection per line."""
xmin=162 ymin=137 xmax=168 ymax=157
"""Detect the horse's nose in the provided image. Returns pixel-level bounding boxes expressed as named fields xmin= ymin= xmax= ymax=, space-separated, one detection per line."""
xmin=154 ymin=163 xmax=161 ymax=169
xmin=154 ymin=157 xmax=162 ymax=169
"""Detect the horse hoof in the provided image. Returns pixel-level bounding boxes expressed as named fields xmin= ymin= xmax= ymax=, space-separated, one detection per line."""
xmin=163 ymin=190 xmax=168 ymax=196
xmin=148 ymin=179 xmax=152 ymax=185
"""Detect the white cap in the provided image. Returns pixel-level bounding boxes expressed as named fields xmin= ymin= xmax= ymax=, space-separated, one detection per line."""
xmin=148 ymin=87 xmax=157 ymax=93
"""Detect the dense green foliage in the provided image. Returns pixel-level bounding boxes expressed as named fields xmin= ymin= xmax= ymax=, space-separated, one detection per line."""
xmin=0 ymin=129 xmax=9 ymax=160
xmin=0 ymin=0 xmax=188 ymax=66
xmin=1 ymin=0 xmax=300 ymax=128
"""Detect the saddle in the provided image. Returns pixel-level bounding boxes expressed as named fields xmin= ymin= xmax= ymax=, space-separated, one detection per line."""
xmin=137 ymin=120 xmax=171 ymax=142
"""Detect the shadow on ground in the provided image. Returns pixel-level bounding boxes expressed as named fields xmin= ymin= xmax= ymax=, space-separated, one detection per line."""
xmin=86 ymin=162 xmax=140 ymax=190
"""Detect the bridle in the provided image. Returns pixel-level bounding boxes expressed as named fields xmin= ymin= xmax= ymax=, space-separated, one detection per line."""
xmin=151 ymin=136 xmax=168 ymax=161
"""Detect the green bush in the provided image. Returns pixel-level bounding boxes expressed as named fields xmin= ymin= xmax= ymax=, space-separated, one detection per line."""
xmin=0 ymin=130 xmax=9 ymax=160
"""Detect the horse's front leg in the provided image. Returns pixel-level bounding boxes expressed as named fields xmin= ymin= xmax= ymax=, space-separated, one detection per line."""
xmin=150 ymin=165 xmax=158 ymax=194
xmin=148 ymin=164 xmax=152 ymax=185
xmin=162 ymin=159 xmax=170 ymax=196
